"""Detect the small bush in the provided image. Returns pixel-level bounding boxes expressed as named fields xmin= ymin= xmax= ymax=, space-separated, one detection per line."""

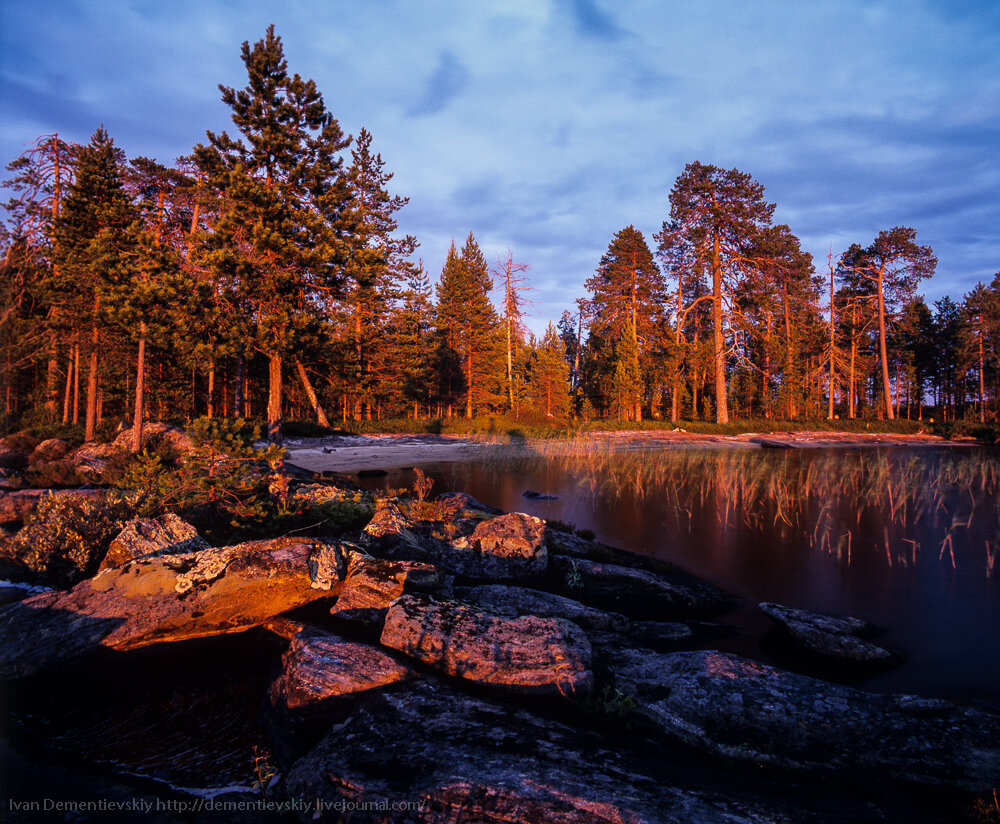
xmin=6 ymin=492 xmax=130 ymax=586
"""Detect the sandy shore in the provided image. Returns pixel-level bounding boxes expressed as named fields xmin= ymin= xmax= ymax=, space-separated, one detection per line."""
xmin=283 ymin=430 xmax=964 ymax=474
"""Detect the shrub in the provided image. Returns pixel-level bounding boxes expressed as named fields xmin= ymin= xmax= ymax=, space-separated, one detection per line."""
xmin=5 ymin=492 xmax=130 ymax=586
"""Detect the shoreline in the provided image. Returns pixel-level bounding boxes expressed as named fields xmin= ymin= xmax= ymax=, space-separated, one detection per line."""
xmin=283 ymin=429 xmax=969 ymax=474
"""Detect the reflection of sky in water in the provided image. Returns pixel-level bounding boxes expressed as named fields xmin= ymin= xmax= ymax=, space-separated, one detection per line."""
xmin=370 ymin=447 xmax=999 ymax=706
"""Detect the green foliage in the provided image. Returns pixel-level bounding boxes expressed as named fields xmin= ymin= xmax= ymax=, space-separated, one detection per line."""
xmin=6 ymin=492 xmax=130 ymax=586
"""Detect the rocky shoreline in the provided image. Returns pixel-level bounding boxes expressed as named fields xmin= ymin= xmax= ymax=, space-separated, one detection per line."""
xmin=1 ymin=428 xmax=998 ymax=822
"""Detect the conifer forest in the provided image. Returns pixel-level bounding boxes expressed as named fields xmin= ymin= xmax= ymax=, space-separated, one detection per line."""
xmin=2 ymin=26 xmax=998 ymax=442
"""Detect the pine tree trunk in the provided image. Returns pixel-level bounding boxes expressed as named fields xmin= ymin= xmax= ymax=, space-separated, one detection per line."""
xmin=84 ymin=321 xmax=99 ymax=442
xmin=233 ymin=354 xmax=245 ymax=418
xmin=207 ymin=362 xmax=215 ymax=419
xmin=978 ymin=323 xmax=986 ymax=423
xmin=267 ymin=352 xmax=283 ymax=446
xmin=72 ymin=342 xmax=81 ymax=424
xmin=466 ymin=349 xmax=473 ymax=418
xmin=828 ymin=262 xmax=836 ymax=420
xmin=876 ymin=268 xmax=895 ymax=420
xmin=45 ymin=330 xmax=60 ymax=419
xmin=131 ymin=326 xmax=147 ymax=453
xmin=711 ymin=234 xmax=729 ymax=424
xmin=295 ymin=358 xmax=331 ymax=428
xmin=62 ymin=344 xmax=74 ymax=424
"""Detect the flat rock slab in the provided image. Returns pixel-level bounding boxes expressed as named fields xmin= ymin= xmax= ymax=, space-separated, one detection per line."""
xmin=455 ymin=583 xmax=630 ymax=633
xmin=269 ymin=627 xmax=415 ymax=710
xmin=284 ymin=680 xmax=780 ymax=824
xmin=610 ymin=649 xmax=1000 ymax=789
xmin=100 ymin=514 xmax=209 ymax=571
xmin=550 ymin=556 xmax=734 ymax=620
xmin=0 ymin=538 xmax=352 ymax=679
xmin=381 ymin=593 xmax=593 ymax=696
xmin=759 ymin=601 xmax=897 ymax=666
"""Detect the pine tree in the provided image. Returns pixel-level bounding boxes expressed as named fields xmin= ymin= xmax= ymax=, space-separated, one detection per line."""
xmin=527 ymin=322 xmax=571 ymax=418
xmin=435 ymin=233 xmax=501 ymax=417
xmin=665 ymin=162 xmax=776 ymax=423
xmin=51 ymin=128 xmax=137 ymax=441
xmin=194 ymin=25 xmax=350 ymax=444
xmin=585 ymin=226 xmax=664 ymax=421
xmin=339 ymin=127 xmax=418 ymax=418
xmin=839 ymin=228 xmax=936 ymax=420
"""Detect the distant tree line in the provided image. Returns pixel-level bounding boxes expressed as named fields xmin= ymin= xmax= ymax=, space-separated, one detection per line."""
xmin=2 ymin=27 xmax=997 ymax=443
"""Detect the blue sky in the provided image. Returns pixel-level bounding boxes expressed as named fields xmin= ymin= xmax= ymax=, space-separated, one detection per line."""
xmin=2 ymin=0 xmax=998 ymax=333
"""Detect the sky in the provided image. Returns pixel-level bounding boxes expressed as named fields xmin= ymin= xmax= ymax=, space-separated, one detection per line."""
xmin=2 ymin=0 xmax=998 ymax=334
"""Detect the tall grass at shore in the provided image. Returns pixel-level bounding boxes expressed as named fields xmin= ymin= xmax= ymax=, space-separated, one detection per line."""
xmin=477 ymin=440 xmax=1000 ymax=577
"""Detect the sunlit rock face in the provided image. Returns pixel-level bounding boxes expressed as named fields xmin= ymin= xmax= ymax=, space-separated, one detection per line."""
xmin=0 ymin=538 xmax=352 ymax=679
xmin=381 ymin=592 xmax=593 ymax=697
xmin=269 ymin=627 xmax=415 ymax=710
xmin=99 ymin=513 xmax=208 ymax=571
xmin=609 ymin=649 xmax=1000 ymax=789
xmin=329 ymin=554 xmax=451 ymax=628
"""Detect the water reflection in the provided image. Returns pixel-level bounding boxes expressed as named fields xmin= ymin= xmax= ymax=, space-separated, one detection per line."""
xmin=372 ymin=446 xmax=999 ymax=705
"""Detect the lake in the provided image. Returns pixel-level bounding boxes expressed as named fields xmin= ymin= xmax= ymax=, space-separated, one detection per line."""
xmin=363 ymin=444 xmax=1000 ymax=708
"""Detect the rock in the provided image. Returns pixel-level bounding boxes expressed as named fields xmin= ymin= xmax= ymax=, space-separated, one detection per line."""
xmin=27 ymin=438 xmax=71 ymax=466
xmin=285 ymin=680 xmax=781 ymax=824
xmin=269 ymin=626 xmax=415 ymax=711
xmin=454 ymin=583 xmax=630 ymax=633
xmin=363 ymin=504 xmax=547 ymax=582
xmin=110 ymin=423 xmax=195 ymax=456
xmin=0 ymin=444 xmax=30 ymax=471
xmin=550 ymin=556 xmax=734 ymax=620
xmin=0 ymin=488 xmax=101 ymax=526
xmin=448 ymin=512 xmax=548 ymax=580
xmin=523 ymin=489 xmax=557 ymax=500
xmin=0 ymin=538 xmax=353 ymax=679
xmin=100 ymin=513 xmax=209 ymax=571
xmin=628 ymin=619 xmax=695 ymax=649
xmin=381 ymin=593 xmax=593 ymax=696
xmin=436 ymin=490 xmax=504 ymax=516
xmin=360 ymin=500 xmax=425 ymax=556
xmin=70 ymin=442 xmax=117 ymax=483
xmin=758 ymin=601 xmax=897 ymax=666
xmin=330 ymin=555 xmax=452 ymax=627
xmin=609 ymin=649 xmax=1000 ymax=789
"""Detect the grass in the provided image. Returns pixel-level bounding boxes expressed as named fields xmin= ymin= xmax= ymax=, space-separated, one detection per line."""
xmin=477 ymin=440 xmax=1000 ymax=577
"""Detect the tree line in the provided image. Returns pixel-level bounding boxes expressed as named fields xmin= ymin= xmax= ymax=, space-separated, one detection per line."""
xmin=2 ymin=27 xmax=998 ymax=444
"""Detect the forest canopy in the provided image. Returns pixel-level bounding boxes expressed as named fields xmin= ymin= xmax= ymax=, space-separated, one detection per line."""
xmin=2 ymin=27 xmax=998 ymax=440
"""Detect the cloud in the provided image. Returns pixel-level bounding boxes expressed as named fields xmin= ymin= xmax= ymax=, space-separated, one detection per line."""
xmin=407 ymin=51 xmax=470 ymax=117
xmin=562 ymin=0 xmax=626 ymax=41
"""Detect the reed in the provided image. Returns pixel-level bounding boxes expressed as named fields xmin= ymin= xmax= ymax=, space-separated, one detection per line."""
xmin=477 ymin=440 xmax=1000 ymax=576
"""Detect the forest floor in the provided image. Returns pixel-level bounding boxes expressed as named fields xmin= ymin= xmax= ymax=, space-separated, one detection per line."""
xmin=283 ymin=429 xmax=968 ymax=474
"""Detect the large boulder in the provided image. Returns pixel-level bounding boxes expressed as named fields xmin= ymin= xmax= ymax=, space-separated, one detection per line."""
xmin=759 ymin=601 xmax=898 ymax=667
xmin=27 ymin=438 xmax=71 ymax=467
xmin=381 ymin=593 xmax=593 ymax=697
xmin=330 ymin=554 xmax=451 ymax=628
xmin=0 ymin=537 xmax=353 ymax=679
xmin=269 ymin=626 xmax=415 ymax=711
xmin=609 ymin=649 xmax=1000 ymax=790
xmin=454 ymin=583 xmax=630 ymax=633
xmin=362 ymin=504 xmax=548 ymax=582
xmin=550 ymin=556 xmax=734 ymax=620
xmin=99 ymin=513 xmax=209 ymax=571
xmin=284 ymin=680 xmax=780 ymax=824
xmin=110 ymin=423 xmax=195 ymax=456
xmin=448 ymin=512 xmax=547 ymax=580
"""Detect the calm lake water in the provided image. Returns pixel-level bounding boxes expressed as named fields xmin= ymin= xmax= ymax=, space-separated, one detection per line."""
xmin=367 ymin=445 xmax=1000 ymax=707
